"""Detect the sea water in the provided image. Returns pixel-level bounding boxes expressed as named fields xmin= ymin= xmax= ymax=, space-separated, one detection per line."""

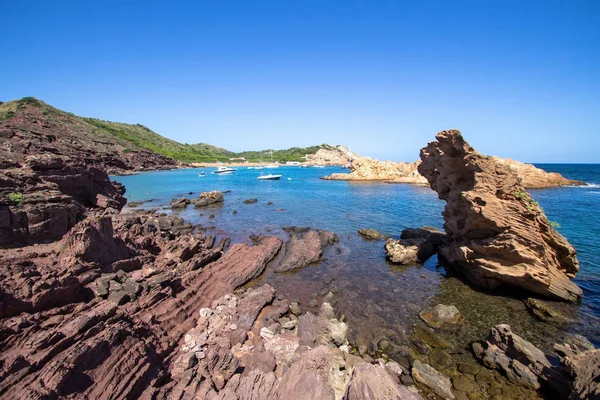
xmin=114 ymin=164 xmax=600 ymax=349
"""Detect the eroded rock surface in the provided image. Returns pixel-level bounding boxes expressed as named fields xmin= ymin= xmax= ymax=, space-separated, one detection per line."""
xmin=418 ymin=129 xmax=582 ymax=301
xmin=0 ymin=211 xmax=284 ymax=398
xmin=275 ymin=228 xmax=339 ymax=273
xmin=0 ymin=155 xmax=127 ymax=247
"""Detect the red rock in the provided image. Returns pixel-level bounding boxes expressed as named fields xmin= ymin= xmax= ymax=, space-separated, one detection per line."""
xmin=418 ymin=129 xmax=582 ymax=301
xmin=275 ymin=228 xmax=338 ymax=273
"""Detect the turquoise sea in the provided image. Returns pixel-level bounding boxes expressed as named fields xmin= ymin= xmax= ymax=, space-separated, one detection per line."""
xmin=114 ymin=164 xmax=600 ymax=349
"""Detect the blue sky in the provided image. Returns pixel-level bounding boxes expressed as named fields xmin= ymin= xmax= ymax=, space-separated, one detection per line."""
xmin=1 ymin=1 xmax=598 ymax=162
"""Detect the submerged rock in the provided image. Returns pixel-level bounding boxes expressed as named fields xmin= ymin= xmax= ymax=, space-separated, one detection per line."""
xmin=419 ymin=304 xmax=463 ymax=329
xmin=357 ymin=228 xmax=385 ymax=241
xmin=243 ymin=198 xmax=258 ymax=204
xmin=418 ymin=129 xmax=582 ymax=301
xmin=525 ymin=298 xmax=576 ymax=327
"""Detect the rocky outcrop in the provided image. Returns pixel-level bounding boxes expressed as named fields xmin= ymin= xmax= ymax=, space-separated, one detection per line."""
xmin=170 ymin=197 xmax=191 ymax=208
xmin=0 ymin=210 xmax=287 ymax=398
xmin=385 ymin=238 xmax=436 ymax=265
xmin=491 ymin=156 xmax=585 ymax=189
xmin=324 ymin=158 xmax=426 ymax=184
xmin=275 ymin=228 xmax=339 ymax=273
xmin=473 ymin=324 xmax=599 ymax=399
xmin=472 ymin=324 xmax=555 ymax=390
xmin=418 ymin=129 xmax=582 ymax=301
xmin=0 ymin=154 xmax=126 ymax=248
xmin=305 ymin=144 xmax=358 ymax=166
xmin=195 ymin=190 xmax=224 ymax=208
xmin=564 ymin=349 xmax=600 ymax=400
xmin=323 ymin=153 xmax=583 ymax=189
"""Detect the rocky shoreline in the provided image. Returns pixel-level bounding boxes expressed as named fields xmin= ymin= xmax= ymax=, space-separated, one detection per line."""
xmin=323 ymin=153 xmax=585 ymax=189
xmin=1 ymin=128 xmax=598 ymax=399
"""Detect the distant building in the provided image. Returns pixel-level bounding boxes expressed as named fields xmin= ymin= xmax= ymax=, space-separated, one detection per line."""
xmin=229 ymin=157 xmax=247 ymax=163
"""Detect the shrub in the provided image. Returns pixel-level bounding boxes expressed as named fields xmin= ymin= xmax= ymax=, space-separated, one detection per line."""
xmin=8 ymin=192 xmax=25 ymax=208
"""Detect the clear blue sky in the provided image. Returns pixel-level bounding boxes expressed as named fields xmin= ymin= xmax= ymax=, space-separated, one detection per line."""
xmin=1 ymin=1 xmax=598 ymax=162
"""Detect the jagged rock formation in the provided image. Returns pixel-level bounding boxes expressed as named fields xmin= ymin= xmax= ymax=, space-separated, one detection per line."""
xmin=0 ymin=209 xmax=424 ymax=398
xmin=473 ymin=324 xmax=600 ymax=399
xmin=0 ymin=154 xmax=126 ymax=248
xmin=418 ymin=129 xmax=582 ymax=301
xmin=0 ymin=210 xmax=285 ymax=398
xmin=324 ymin=154 xmax=583 ymax=189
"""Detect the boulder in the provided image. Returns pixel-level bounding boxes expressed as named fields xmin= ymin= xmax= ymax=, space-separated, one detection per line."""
xmin=411 ymin=360 xmax=454 ymax=399
xmin=276 ymin=347 xmax=336 ymax=400
xmin=243 ymin=198 xmax=258 ymax=204
xmin=343 ymin=363 xmax=423 ymax=400
xmin=418 ymin=129 xmax=582 ymax=301
xmin=472 ymin=324 xmax=557 ymax=391
xmin=385 ymin=238 xmax=435 ymax=265
xmin=194 ymin=191 xmax=224 ymax=208
xmin=170 ymin=197 xmax=190 ymax=209
xmin=357 ymin=228 xmax=385 ymax=241
xmin=276 ymin=229 xmax=338 ymax=273
xmin=564 ymin=349 xmax=600 ymax=400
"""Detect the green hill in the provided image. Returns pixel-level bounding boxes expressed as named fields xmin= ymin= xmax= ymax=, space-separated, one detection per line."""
xmin=0 ymin=97 xmax=327 ymax=164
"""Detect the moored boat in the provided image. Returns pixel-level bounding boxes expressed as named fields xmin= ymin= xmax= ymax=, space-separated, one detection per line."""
xmin=257 ymin=172 xmax=282 ymax=180
xmin=212 ymin=165 xmax=236 ymax=174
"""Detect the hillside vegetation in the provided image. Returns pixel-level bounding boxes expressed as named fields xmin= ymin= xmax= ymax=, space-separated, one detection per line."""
xmin=0 ymin=97 xmax=326 ymax=163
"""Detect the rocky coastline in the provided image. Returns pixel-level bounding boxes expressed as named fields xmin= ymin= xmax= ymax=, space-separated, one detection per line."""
xmin=1 ymin=127 xmax=598 ymax=399
xmin=323 ymin=153 xmax=585 ymax=189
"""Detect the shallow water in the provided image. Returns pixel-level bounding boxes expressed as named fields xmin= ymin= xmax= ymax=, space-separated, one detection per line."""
xmin=114 ymin=164 xmax=600 ymax=354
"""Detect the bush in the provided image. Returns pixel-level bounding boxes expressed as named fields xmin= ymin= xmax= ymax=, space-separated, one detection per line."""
xmin=18 ymin=97 xmax=42 ymax=107
xmin=8 ymin=192 xmax=25 ymax=208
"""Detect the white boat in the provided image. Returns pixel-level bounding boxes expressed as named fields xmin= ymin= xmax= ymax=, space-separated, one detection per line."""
xmin=257 ymin=172 xmax=282 ymax=180
xmin=254 ymin=166 xmax=264 ymax=170
xmin=198 ymin=172 xmax=206 ymax=177
xmin=313 ymin=165 xmax=325 ymax=168
xmin=212 ymin=165 xmax=236 ymax=174
xmin=300 ymin=164 xmax=310 ymax=168
xmin=247 ymin=166 xmax=255 ymax=170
